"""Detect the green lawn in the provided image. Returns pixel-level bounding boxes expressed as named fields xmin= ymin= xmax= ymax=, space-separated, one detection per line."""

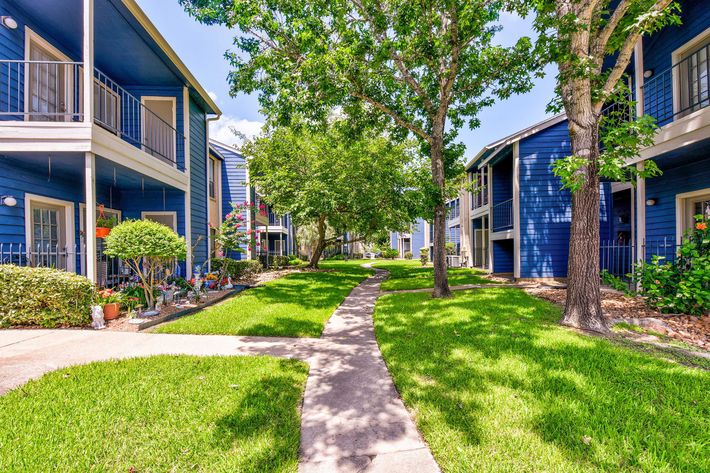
xmin=373 ymin=259 xmax=494 ymax=291
xmin=155 ymin=260 xmax=372 ymax=337
xmin=374 ymin=288 xmax=710 ymax=472
xmin=0 ymin=355 xmax=307 ymax=472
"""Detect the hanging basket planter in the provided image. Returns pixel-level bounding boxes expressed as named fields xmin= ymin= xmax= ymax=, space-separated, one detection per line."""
xmin=96 ymin=227 xmax=111 ymax=239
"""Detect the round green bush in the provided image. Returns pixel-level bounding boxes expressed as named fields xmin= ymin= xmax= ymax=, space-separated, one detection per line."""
xmin=0 ymin=265 xmax=96 ymax=328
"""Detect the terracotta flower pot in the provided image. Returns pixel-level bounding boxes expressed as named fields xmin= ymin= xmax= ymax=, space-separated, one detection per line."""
xmin=96 ymin=227 xmax=111 ymax=239
xmin=102 ymin=303 xmax=121 ymax=320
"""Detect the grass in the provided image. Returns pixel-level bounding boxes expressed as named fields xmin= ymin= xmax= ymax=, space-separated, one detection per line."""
xmin=373 ymin=259 xmax=494 ymax=291
xmin=0 ymin=355 xmax=308 ymax=472
xmin=374 ymin=288 xmax=710 ymax=472
xmin=155 ymin=260 xmax=372 ymax=337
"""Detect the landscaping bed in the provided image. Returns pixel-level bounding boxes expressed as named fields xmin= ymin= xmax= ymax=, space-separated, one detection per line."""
xmin=374 ymin=288 xmax=710 ymax=472
xmin=0 ymin=355 xmax=307 ymax=472
xmin=525 ymin=287 xmax=710 ymax=351
xmin=153 ymin=261 xmax=373 ymax=337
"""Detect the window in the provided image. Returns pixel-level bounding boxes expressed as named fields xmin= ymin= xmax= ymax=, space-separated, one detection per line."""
xmin=141 ymin=212 xmax=177 ymax=232
xmin=24 ymin=194 xmax=74 ymax=271
xmin=208 ymin=158 xmax=216 ymax=199
xmin=687 ymin=194 xmax=710 ymax=229
xmin=94 ymin=80 xmax=121 ymax=133
xmin=677 ymin=40 xmax=710 ymax=117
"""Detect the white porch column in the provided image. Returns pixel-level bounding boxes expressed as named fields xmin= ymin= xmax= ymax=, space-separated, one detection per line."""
xmin=84 ymin=152 xmax=97 ymax=283
xmin=636 ymin=162 xmax=646 ymax=264
xmin=512 ymin=142 xmax=521 ymax=279
xmin=82 ymin=0 xmax=94 ymax=123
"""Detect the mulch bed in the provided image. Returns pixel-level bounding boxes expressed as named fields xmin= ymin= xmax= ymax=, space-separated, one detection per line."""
xmin=525 ymin=287 xmax=710 ymax=351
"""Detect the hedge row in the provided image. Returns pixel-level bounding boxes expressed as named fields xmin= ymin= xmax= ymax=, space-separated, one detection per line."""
xmin=0 ymin=265 xmax=96 ymax=328
xmin=211 ymin=258 xmax=263 ymax=280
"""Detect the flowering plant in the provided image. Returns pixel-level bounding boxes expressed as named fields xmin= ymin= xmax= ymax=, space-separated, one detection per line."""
xmin=97 ymin=289 xmax=122 ymax=305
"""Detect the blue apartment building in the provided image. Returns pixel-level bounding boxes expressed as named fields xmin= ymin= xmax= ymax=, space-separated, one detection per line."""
xmin=0 ymin=0 xmax=221 ymax=285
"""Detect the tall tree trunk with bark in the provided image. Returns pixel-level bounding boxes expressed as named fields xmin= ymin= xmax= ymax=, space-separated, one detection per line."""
xmin=430 ymin=119 xmax=451 ymax=298
xmin=563 ymin=110 xmax=607 ymax=332
xmin=308 ymin=214 xmax=327 ymax=269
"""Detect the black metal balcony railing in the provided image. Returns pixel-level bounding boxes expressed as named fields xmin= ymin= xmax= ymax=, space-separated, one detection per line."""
xmin=0 ymin=60 xmax=84 ymax=121
xmin=0 ymin=60 xmax=185 ymax=170
xmin=643 ymin=42 xmax=710 ymax=126
xmin=492 ymin=198 xmax=513 ymax=232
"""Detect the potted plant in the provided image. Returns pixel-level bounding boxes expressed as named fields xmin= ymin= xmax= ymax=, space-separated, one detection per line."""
xmin=98 ymin=289 xmax=122 ymax=320
xmin=96 ymin=215 xmax=118 ymax=239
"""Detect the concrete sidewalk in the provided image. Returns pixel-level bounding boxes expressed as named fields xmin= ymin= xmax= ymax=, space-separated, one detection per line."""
xmin=0 ymin=267 xmax=439 ymax=473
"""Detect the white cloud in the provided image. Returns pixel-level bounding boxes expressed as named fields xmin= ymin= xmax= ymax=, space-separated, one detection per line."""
xmin=209 ymin=115 xmax=265 ymax=148
xmin=207 ymin=90 xmax=219 ymax=102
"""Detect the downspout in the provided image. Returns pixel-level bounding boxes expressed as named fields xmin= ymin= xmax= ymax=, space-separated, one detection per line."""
xmin=205 ymin=112 xmax=222 ymax=273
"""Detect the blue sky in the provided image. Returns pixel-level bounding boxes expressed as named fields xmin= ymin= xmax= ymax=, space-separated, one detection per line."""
xmin=136 ymin=0 xmax=558 ymax=158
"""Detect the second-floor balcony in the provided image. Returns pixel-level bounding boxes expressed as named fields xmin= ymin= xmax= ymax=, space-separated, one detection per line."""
xmin=643 ymin=42 xmax=710 ymax=127
xmin=471 ymin=185 xmax=489 ymax=210
xmin=492 ymin=198 xmax=513 ymax=232
xmin=0 ymin=60 xmax=185 ymax=170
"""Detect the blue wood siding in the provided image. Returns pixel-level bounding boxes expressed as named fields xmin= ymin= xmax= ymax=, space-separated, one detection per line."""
xmin=411 ymin=219 xmax=426 ymax=257
xmin=642 ymin=0 xmax=710 ymax=125
xmin=645 ymin=156 xmax=710 ymax=246
xmin=213 ymin=141 xmax=248 ymax=258
xmin=189 ymin=98 xmax=208 ymax=268
xmin=493 ymin=240 xmax=513 ymax=273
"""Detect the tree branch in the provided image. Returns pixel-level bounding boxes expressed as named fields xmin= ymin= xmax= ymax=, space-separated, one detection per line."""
xmin=597 ymin=0 xmax=673 ymax=110
xmin=592 ymin=0 xmax=632 ymax=58
xmin=350 ymin=90 xmax=432 ymax=143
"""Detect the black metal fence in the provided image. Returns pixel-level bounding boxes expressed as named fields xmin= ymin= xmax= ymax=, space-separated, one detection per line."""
xmin=600 ymin=238 xmax=680 ymax=280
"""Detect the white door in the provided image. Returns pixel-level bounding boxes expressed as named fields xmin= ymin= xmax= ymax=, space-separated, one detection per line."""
xmin=27 ymin=36 xmax=72 ymax=121
xmin=29 ymin=202 xmax=66 ymax=268
xmin=142 ymin=212 xmax=177 ymax=232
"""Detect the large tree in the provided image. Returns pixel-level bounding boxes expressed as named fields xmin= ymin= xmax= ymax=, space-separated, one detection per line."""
xmin=243 ymin=121 xmax=424 ymax=268
xmin=180 ymin=0 xmax=538 ymax=297
xmin=529 ymin=0 xmax=680 ymax=331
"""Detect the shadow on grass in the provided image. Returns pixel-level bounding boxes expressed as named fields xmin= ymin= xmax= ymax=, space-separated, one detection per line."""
xmin=374 ymin=288 xmax=710 ymax=472
xmin=373 ymin=260 xmax=493 ymax=291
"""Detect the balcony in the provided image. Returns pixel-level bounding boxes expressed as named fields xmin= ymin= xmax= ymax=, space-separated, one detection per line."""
xmin=642 ymin=43 xmax=710 ymax=126
xmin=492 ymin=198 xmax=513 ymax=232
xmin=0 ymin=60 xmax=185 ymax=170
xmin=471 ymin=185 xmax=489 ymax=211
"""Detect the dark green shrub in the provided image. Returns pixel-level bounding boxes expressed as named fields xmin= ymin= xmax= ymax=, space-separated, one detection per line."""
xmin=404 ymin=251 xmax=413 ymax=260
xmin=600 ymin=269 xmax=631 ymax=294
xmin=0 ymin=265 xmax=96 ymax=328
xmin=382 ymin=248 xmax=399 ymax=259
xmin=211 ymin=258 xmax=262 ymax=280
xmin=445 ymin=242 xmax=457 ymax=255
xmin=272 ymin=255 xmax=291 ymax=268
xmin=419 ymin=247 xmax=429 ymax=266
xmin=352 ymin=253 xmax=364 ymax=259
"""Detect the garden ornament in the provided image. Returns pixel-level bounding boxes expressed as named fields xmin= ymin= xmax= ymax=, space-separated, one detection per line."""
xmin=91 ymin=305 xmax=106 ymax=330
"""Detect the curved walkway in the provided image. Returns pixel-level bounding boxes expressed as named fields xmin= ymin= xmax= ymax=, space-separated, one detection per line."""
xmin=0 ymin=266 xmax=439 ymax=473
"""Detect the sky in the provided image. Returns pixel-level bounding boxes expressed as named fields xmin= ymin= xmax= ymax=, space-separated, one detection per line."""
xmin=136 ymin=0 xmax=558 ymax=159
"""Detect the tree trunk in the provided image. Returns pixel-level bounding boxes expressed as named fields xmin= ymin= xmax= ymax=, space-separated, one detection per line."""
xmin=562 ymin=120 xmax=607 ymax=332
xmin=307 ymin=215 xmax=327 ymax=269
xmin=430 ymin=129 xmax=451 ymax=298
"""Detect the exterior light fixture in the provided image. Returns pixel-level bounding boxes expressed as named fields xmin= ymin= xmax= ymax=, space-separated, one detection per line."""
xmin=643 ymin=69 xmax=654 ymax=79
xmin=0 ymin=195 xmax=17 ymax=207
xmin=646 ymin=198 xmax=656 ymax=206
xmin=1 ymin=16 xmax=18 ymax=30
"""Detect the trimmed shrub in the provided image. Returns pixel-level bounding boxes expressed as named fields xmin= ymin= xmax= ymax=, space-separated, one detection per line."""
xmin=0 ymin=265 xmax=96 ymax=328
xmin=352 ymin=253 xmax=364 ymax=260
xmin=419 ymin=247 xmax=429 ymax=266
xmin=404 ymin=251 xmax=413 ymax=260
xmin=211 ymin=258 xmax=262 ymax=280
xmin=272 ymin=255 xmax=291 ymax=268
xmin=382 ymin=248 xmax=399 ymax=259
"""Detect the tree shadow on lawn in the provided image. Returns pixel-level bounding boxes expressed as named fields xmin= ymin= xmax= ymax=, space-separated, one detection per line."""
xmin=374 ymin=261 xmax=493 ymax=290
xmin=374 ymin=288 xmax=710 ymax=472
xmin=211 ymin=360 xmax=307 ymax=471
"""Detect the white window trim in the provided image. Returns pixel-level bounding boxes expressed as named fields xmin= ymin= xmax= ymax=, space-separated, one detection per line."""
xmin=24 ymin=27 xmax=74 ymax=123
xmin=24 ymin=193 xmax=76 ymax=272
xmin=141 ymin=211 xmax=178 ymax=232
xmin=208 ymin=156 xmax=218 ymax=201
xmin=671 ymin=26 xmax=710 ymax=117
xmin=140 ymin=96 xmax=177 ymax=163
xmin=675 ymin=188 xmax=710 ymax=242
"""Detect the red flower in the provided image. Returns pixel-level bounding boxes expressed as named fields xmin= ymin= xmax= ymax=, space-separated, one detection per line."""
xmin=696 ymin=222 xmax=708 ymax=231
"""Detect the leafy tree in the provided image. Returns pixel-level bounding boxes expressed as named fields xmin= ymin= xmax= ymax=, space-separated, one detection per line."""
xmin=104 ymin=220 xmax=187 ymax=309
xmin=243 ymin=121 xmax=424 ymax=268
xmin=525 ymin=0 xmax=680 ymax=331
xmin=179 ymin=0 xmax=538 ymax=297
